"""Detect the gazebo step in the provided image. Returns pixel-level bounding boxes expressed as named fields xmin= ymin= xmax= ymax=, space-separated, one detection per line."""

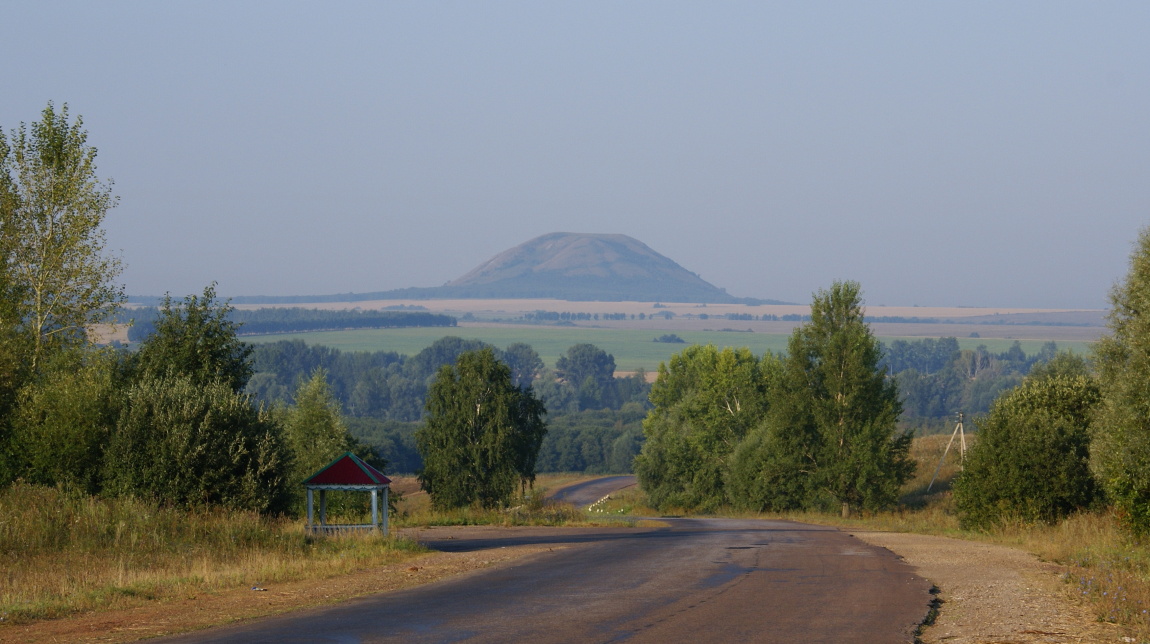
xmin=306 ymin=524 xmax=383 ymax=534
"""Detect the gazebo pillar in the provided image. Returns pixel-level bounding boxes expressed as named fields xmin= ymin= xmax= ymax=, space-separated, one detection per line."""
xmin=371 ymin=488 xmax=379 ymax=528
xmin=381 ymin=487 xmax=389 ymax=534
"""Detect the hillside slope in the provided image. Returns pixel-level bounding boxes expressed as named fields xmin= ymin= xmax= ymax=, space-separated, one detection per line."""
xmin=441 ymin=233 xmax=745 ymax=302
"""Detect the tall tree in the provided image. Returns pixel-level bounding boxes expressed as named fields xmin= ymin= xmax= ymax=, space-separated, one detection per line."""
xmin=283 ymin=369 xmax=350 ymax=480
xmin=777 ymin=281 xmax=912 ymax=516
xmin=501 ymin=342 xmax=544 ymax=390
xmin=416 ymin=349 xmax=547 ymax=509
xmin=0 ymin=103 xmax=122 ymax=370
xmin=1094 ymin=227 xmax=1150 ymax=534
xmin=132 ymin=284 xmax=253 ymax=392
xmin=556 ymin=343 xmax=617 ymax=410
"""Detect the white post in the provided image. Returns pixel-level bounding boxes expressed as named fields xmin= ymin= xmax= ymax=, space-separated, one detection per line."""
xmin=382 ymin=487 xmax=389 ymax=536
xmin=371 ymin=489 xmax=379 ymax=529
xmin=306 ymin=489 xmax=314 ymax=528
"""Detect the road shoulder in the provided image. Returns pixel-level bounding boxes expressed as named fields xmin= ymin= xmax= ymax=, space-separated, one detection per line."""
xmin=852 ymin=531 xmax=1119 ymax=643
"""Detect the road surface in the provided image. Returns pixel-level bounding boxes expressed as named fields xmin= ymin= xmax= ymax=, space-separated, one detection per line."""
xmin=547 ymin=475 xmax=637 ymax=507
xmin=163 ymin=517 xmax=932 ymax=643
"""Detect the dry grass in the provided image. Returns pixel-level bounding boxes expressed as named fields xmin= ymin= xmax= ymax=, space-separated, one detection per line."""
xmin=390 ymin=473 xmax=600 ymax=528
xmin=0 ymin=483 xmax=425 ymax=624
xmin=587 ymin=483 xmax=661 ymax=518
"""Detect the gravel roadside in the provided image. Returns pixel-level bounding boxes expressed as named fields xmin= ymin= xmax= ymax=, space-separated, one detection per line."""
xmin=854 ymin=531 xmax=1122 ymax=643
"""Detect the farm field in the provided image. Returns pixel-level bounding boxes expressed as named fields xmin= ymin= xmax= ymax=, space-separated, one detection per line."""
xmin=242 ymin=325 xmax=1094 ymax=372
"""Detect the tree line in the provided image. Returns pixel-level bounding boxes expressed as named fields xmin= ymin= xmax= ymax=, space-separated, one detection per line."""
xmin=125 ymin=306 xmax=455 ymax=341
xmin=885 ymin=337 xmax=1062 ymax=432
xmin=245 ymin=337 xmax=652 ymax=474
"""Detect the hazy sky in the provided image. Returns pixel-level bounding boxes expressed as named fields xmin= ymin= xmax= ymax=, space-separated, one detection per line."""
xmin=4 ymin=2 xmax=1148 ymax=308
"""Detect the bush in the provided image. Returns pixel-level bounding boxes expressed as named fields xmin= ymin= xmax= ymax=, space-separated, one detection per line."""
xmin=103 ymin=374 xmax=291 ymax=513
xmin=953 ymin=374 xmax=1100 ymax=529
xmin=11 ymin=350 xmax=126 ymax=493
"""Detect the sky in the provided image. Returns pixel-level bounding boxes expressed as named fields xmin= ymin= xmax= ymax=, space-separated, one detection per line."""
xmin=3 ymin=2 xmax=1148 ymax=309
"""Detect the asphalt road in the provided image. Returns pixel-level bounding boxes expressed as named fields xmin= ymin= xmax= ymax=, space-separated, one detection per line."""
xmin=165 ymin=518 xmax=932 ymax=643
xmin=547 ymin=475 xmax=637 ymax=507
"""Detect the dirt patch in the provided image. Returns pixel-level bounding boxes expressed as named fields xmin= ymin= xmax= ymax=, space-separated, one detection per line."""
xmin=0 ymin=544 xmax=553 ymax=643
xmin=853 ymin=531 xmax=1121 ymax=643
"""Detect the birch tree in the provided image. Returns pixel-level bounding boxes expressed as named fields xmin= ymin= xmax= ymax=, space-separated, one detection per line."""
xmin=416 ymin=349 xmax=546 ymax=509
xmin=0 ymin=103 xmax=123 ymax=369
xmin=1094 ymin=227 xmax=1150 ymax=534
xmin=634 ymin=345 xmax=773 ymax=511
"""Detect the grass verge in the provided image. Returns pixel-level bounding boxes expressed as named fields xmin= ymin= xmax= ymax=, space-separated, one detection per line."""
xmin=391 ymin=473 xmax=611 ymax=528
xmin=0 ymin=482 xmax=425 ymax=625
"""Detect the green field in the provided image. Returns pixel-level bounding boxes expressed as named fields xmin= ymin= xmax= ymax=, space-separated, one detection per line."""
xmin=244 ymin=326 xmax=1093 ymax=372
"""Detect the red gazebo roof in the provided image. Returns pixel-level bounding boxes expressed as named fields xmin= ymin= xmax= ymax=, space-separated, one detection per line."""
xmin=303 ymin=452 xmax=391 ymax=487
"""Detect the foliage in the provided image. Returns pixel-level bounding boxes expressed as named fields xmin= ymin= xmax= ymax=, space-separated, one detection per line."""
xmin=635 ymin=345 xmax=773 ymax=511
xmin=502 ymin=342 xmax=544 ymax=389
xmin=248 ymin=338 xmax=650 ymax=430
xmin=10 ymin=349 xmax=127 ymax=493
xmin=0 ymin=102 xmax=123 ymax=370
xmin=889 ymin=338 xmax=1058 ymax=432
xmin=1027 ymin=350 xmax=1091 ymax=381
xmin=132 ymin=284 xmax=253 ymax=392
xmin=103 ymin=373 xmax=291 ymax=513
xmin=416 ymin=349 xmax=547 ymax=509
xmin=406 ymin=336 xmax=495 ymax=383
xmin=282 ymin=369 xmax=350 ymax=480
xmin=733 ymin=282 xmax=913 ymax=516
xmin=556 ymin=343 xmax=619 ymax=410
xmin=953 ymin=374 xmax=1101 ymax=529
xmin=536 ymin=405 xmax=647 ymax=474
xmin=345 ymin=418 xmax=422 ymax=474
xmin=1094 ymin=227 xmax=1150 ymax=535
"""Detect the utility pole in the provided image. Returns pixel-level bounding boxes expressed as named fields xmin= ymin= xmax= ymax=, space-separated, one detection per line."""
xmin=927 ymin=412 xmax=966 ymax=492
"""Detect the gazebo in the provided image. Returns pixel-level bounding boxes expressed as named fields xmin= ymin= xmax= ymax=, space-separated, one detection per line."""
xmin=302 ymin=452 xmax=392 ymax=535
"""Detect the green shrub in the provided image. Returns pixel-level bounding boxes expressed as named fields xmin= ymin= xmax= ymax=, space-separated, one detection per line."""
xmin=954 ymin=374 xmax=1100 ymax=529
xmin=11 ymin=350 xmax=125 ymax=493
xmin=103 ymin=374 xmax=291 ymax=513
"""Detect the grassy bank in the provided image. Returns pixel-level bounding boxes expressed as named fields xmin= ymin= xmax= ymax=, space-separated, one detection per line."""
xmin=0 ymin=483 xmax=425 ymax=624
xmin=390 ymin=473 xmax=601 ymax=528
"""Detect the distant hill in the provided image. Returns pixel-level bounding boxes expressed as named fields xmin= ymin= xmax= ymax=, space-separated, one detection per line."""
xmin=439 ymin=233 xmax=769 ymax=303
xmin=183 ymin=233 xmax=784 ymax=305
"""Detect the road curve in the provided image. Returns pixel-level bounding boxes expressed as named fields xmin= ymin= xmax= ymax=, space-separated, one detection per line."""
xmin=547 ymin=475 xmax=637 ymax=507
xmin=163 ymin=518 xmax=932 ymax=643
